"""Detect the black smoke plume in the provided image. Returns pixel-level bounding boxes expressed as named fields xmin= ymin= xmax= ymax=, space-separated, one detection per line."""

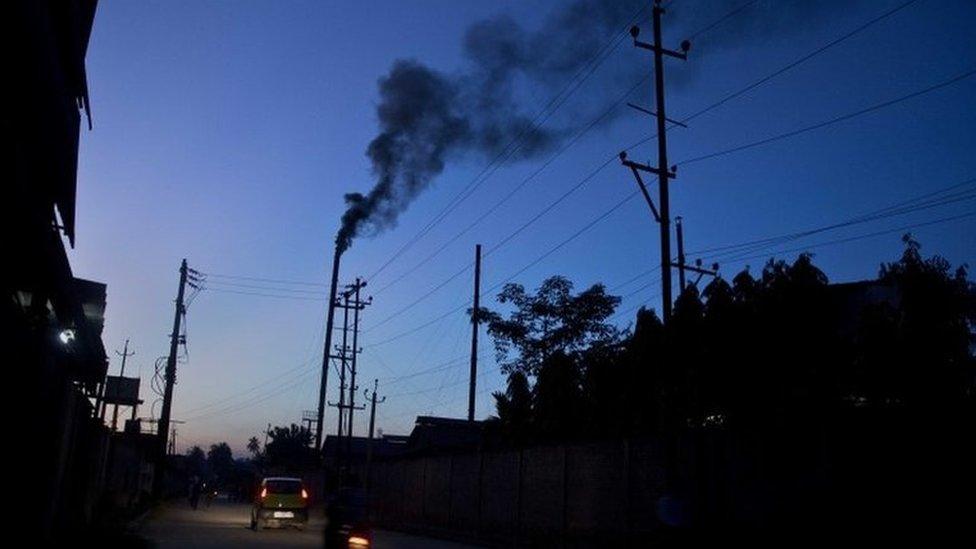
xmin=335 ymin=0 xmax=851 ymax=253
xmin=335 ymin=0 xmax=639 ymax=253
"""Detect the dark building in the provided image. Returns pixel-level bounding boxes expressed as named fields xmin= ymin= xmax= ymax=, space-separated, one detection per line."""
xmin=406 ymin=416 xmax=485 ymax=454
xmin=9 ymin=0 xmax=107 ymax=538
xmin=323 ymin=433 xmax=409 ymax=471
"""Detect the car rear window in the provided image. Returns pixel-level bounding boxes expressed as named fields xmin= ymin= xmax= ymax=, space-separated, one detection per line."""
xmin=265 ymin=479 xmax=303 ymax=494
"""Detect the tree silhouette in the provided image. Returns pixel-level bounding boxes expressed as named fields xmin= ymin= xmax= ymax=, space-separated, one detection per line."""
xmin=482 ymin=275 xmax=621 ymax=376
xmin=477 ymin=239 xmax=973 ymax=447
xmin=491 ymin=370 xmax=532 ymax=443
xmin=264 ymin=424 xmax=316 ymax=472
xmin=246 ymin=436 xmax=261 ymax=458
xmin=871 ymin=234 xmax=975 ymax=410
xmin=186 ymin=445 xmax=206 ymax=477
xmin=533 ymin=350 xmax=584 ymax=440
xmin=207 ymin=442 xmax=234 ymax=483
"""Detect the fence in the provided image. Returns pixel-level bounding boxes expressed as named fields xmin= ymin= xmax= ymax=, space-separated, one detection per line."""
xmin=369 ymin=439 xmax=677 ymax=545
xmin=368 ymin=412 xmax=976 ymax=542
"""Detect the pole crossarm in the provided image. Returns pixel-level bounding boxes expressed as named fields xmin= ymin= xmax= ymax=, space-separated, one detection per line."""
xmin=619 ymin=151 xmax=676 ymax=179
xmin=328 ymin=401 xmax=366 ymax=411
xmin=670 ymin=262 xmax=719 ymax=276
xmin=625 ymin=102 xmax=688 ymax=127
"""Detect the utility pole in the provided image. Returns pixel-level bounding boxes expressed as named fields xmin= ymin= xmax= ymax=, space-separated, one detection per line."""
xmin=346 ymin=278 xmax=370 ymax=453
xmin=675 ymin=217 xmax=686 ymax=292
xmin=153 ymin=259 xmax=189 ymax=498
xmin=334 ymin=292 xmax=350 ymax=442
xmin=468 ymin=244 xmax=481 ymax=422
xmin=619 ymin=0 xmax=689 ymax=325
xmin=673 ymin=216 xmax=718 ymax=292
xmin=364 ymin=378 xmax=385 ymax=495
xmin=110 ymin=339 xmax=134 ymax=432
xmin=328 ymin=283 xmax=368 ymax=478
xmin=264 ymin=423 xmax=271 ymax=449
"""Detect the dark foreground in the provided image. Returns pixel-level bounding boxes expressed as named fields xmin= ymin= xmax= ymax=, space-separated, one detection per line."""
xmin=132 ymin=500 xmax=476 ymax=549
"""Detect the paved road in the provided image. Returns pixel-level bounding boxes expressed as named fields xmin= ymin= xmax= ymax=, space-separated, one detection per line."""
xmin=137 ymin=500 xmax=476 ymax=549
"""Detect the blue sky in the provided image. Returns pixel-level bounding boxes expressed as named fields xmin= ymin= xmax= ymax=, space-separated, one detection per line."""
xmin=70 ymin=0 xmax=975 ymax=454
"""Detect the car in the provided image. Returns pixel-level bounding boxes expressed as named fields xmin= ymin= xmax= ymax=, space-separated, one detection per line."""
xmin=250 ymin=477 xmax=309 ymax=530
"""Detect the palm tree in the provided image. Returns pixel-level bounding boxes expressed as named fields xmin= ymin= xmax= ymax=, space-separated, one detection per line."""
xmin=246 ymin=436 xmax=261 ymax=457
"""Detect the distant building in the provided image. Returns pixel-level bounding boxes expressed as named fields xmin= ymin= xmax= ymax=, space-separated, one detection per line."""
xmin=406 ymin=416 xmax=486 ymax=454
xmin=322 ymin=433 xmax=409 ymax=470
xmin=10 ymin=0 xmax=105 ymax=538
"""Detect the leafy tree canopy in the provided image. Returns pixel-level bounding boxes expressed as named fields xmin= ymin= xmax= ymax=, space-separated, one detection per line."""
xmin=480 ymin=275 xmax=621 ymax=376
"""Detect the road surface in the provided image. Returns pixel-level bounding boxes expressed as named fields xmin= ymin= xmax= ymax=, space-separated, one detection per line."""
xmin=136 ymin=499 xmax=476 ymax=548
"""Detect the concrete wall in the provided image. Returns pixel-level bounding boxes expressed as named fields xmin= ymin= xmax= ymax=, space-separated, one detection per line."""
xmin=369 ymin=439 xmax=669 ymax=543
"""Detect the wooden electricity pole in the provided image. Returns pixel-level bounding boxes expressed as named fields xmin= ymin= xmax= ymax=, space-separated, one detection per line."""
xmin=619 ymin=0 xmax=689 ymax=325
xmin=153 ymin=259 xmax=188 ymax=498
xmin=468 ymin=244 xmax=481 ymax=422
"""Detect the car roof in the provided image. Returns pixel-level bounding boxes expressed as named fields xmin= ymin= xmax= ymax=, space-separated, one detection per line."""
xmin=262 ymin=476 xmax=302 ymax=483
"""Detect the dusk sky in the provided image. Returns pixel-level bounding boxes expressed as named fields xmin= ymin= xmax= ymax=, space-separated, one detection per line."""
xmin=69 ymin=0 xmax=974 ymax=455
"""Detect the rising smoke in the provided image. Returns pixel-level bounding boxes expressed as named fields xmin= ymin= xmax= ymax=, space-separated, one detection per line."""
xmin=335 ymin=0 xmax=850 ymax=253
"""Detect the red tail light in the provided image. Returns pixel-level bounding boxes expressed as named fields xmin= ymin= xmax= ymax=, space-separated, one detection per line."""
xmin=301 ymin=488 xmax=309 ymax=499
xmin=260 ymin=487 xmax=267 ymax=499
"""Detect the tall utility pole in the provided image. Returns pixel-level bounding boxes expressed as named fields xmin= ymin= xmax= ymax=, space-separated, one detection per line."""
xmin=346 ymin=279 xmax=370 ymax=450
xmin=619 ymin=0 xmax=689 ymax=325
xmin=334 ymin=292 xmax=351 ymax=441
xmin=468 ymin=244 xmax=482 ymax=422
xmin=153 ymin=258 xmax=188 ymax=498
xmin=328 ymin=281 xmax=368 ymax=474
xmin=110 ymin=339 xmax=134 ymax=432
xmin=364 ymin=378 xmax=385 ymax=494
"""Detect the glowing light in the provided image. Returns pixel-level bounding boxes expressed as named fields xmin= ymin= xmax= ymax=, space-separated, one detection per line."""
xmin=58 ymin=329 xmax=76 ymax=345
xmin=348 ymin=536 xmax=370 ymax=547
xmin=260 ymin=487 xmax=267 ymax=499
xmin=301 ymin=488 xmax=309 ymax=499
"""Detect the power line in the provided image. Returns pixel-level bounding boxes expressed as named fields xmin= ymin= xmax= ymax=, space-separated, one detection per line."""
xmin=203 ymin=280 xmax=329 ymax=295
xmin=351 ymin=0 xmax=949 ymax=349
xmin=201 ymin=272 xmax=328 ymax=287
xmin=367 ymin=263 xmax=473 ymax=331
xmin=203 ymin=287 xmax=329 ymax=301
xmin=622 ymin=0 xmax=923 ymax=153
xmin=686 ymin=178 xmax=976 ymax=257
xmin=677 ymin=68 xmax=976 ymax=166
xmin=685 ymin=0 xmax=761 ymax=41
xmin=365 ymin=190 xmax=639 ymax=347
xmin=179 ymin=360 xmax=318 ymax=416
xmin=184 ymin=369 xmax=319 ymax=423
xmin=610 ymin=210 xmax=975 ymax=324
xmin=371 ymin=74 xmax=651 ymax=297
xmin=717 ymin=211 xmax=976 ymax=265
xmin=698 ymin=186 xmax=976 ymax=262
xmin=360 ymin=1 xmax=919 ymax=332
xmin=376 ymin=176 xmax=974 ymax=347
xmin=369 ymin=0 xmax=770 ymax=291
xmin=485 ymin=191 xmax=640 ymax=292
xmin=604 ymin=177 xmax=975 ymax=298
